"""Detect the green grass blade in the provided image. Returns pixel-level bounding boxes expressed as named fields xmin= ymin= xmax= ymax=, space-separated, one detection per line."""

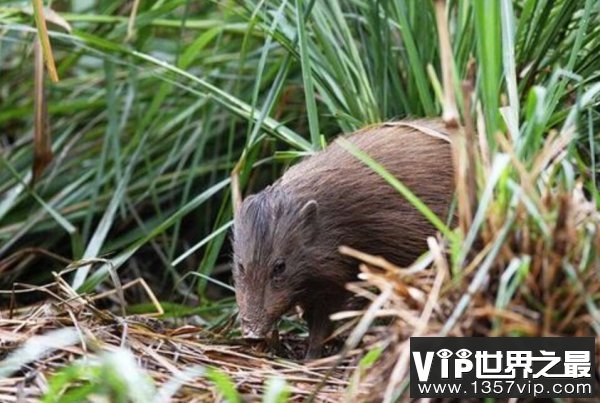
xmin=338 ymin=137 xmax=455 ymax=241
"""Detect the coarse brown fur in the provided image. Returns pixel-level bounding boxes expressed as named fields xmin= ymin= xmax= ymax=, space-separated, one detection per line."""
xmin=232 ymin=119 xmax=455 ymax=358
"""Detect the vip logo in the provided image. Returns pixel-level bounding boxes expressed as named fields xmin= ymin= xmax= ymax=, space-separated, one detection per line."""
xmin=413 ymin=347 xmax=592 ymax=382
xmin=409 ymin=337 xmax=596 ymax=398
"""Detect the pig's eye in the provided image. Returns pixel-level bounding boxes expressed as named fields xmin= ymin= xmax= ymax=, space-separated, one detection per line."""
xmin=272 ymin=259 xmax=286 ymax=278
xmin=236 ymin=263 xmax=245 ymax=275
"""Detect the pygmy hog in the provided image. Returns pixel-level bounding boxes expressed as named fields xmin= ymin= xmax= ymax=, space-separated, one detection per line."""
xmin=232 ymin=120 xmax=454 ymax=358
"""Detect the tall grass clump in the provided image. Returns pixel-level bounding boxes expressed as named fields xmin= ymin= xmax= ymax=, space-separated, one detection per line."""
xmin=0 ymin=0 xmax=599 ymax=400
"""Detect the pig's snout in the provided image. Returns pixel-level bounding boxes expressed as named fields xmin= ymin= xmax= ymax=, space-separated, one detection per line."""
xmin=240 ymin=318 xmax=267 ymax=340
xmin=242 ymin=327 xmax=264 ymax=339
xmin=240 ymin=317 xmax=270 ymax=340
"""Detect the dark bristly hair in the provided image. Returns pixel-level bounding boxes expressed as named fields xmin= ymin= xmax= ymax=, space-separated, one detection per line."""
xmin=232 ymin=120 xmax=455 ymax=357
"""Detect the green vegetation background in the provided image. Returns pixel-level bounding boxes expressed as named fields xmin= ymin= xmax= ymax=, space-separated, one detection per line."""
xmin=1 ymin=0 xmax=599 ymax=326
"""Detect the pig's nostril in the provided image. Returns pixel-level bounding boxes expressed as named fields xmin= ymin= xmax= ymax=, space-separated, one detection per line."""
xmin=242 ymin=327 xmax=264 ymax=340
xmin=240 ymin=319 xmax=265 ymax=340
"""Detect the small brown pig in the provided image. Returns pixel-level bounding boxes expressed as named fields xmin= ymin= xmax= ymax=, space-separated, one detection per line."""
xmin=232 ymin=120 xmax=454 ymax=358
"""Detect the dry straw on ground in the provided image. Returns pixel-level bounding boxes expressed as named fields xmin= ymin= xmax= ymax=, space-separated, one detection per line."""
xmin=0 ymin=270 xmax=369 ymax=402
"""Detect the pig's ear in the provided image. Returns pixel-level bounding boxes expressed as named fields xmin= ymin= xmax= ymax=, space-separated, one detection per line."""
xmin=300 ymin=199 xmax=318 ymax=220
xmin=299 ymin=200 xmax=319 ymax=238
